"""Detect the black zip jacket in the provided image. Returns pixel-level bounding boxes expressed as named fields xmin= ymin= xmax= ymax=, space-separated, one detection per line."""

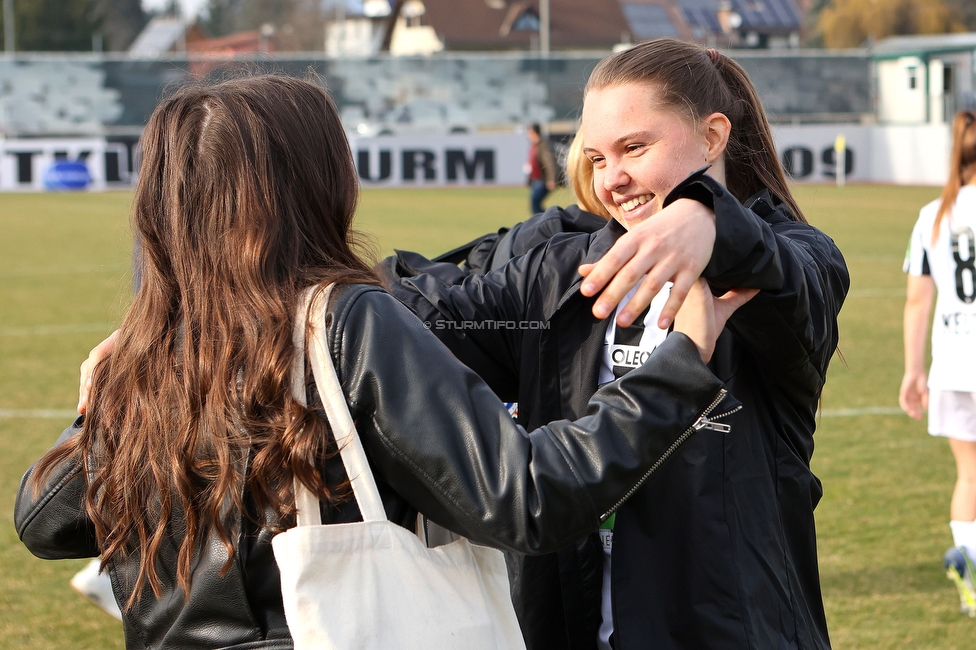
xmin=389 ymin=171 xmax=850 ymax=650
xmin=16 ymin=283 xmax=736 ymax=649
xmin=381 ymin=203 xmax=608 ymax=282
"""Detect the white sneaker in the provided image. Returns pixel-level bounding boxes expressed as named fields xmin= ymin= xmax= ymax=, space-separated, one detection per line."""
xmin=70 ymin=558 xmax=123 ymax=621
xmin=944 ymin=547 xmax=976 ymax=617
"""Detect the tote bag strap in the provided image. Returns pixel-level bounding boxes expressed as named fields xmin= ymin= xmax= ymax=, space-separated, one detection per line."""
xmin=290 ymin=284 xmax=387 ymax=526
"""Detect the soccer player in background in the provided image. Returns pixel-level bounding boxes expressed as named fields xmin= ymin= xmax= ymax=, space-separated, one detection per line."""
xmin=901 ymin=108 xmax=976 ymax=617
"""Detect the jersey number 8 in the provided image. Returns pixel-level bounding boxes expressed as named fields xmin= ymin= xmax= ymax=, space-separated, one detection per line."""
xmin=952 ymin=226 xmax=976 ymax=304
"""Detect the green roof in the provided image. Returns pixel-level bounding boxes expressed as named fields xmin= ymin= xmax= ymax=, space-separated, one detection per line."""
xmin=871 ymin=32 xmax=976 ymax=60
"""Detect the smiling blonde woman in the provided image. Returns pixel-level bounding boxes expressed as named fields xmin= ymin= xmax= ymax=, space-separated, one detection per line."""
xmin=387 ymin=38 xmax=849 ymax=649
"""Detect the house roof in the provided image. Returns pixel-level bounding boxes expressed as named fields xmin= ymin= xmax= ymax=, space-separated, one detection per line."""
xmin=620 ymin=0 xmax=800 ymax=41
xmin=618 ymin=1 xmax=690 ymax=40
xmin=187 ymin=31 xmax=271 ymax=56
xmin=129 ymin=17 xmax=209 ymax=56
xmin=725 ymin=0 xmax=800 ymax=32
xmin=386 ymin=0 xmax=631 ymax=51
xmin=871 ymin=32 xmax=976 ymax=60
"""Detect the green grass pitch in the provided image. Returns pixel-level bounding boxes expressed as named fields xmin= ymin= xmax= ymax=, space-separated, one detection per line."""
xmin=2 ymin=183 xmax=973 ymax=648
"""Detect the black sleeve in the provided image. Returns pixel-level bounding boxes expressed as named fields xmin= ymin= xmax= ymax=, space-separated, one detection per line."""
xmin=387 ymin=244 xmax=547 ymax=400
xmin=507 ymin=205 xmax=608 ymax=259
xmin=15 ymin=421 xmax=101 ymax=560
xmin=724 ymin=218 xmax=849 ymax=406
xmin=330 ymin=287 xmax=738 ymax=554
xmin=664 ymin=169 xmax=784 ymax=291
xmin=666 ymin=171 xmax=850 ymax=404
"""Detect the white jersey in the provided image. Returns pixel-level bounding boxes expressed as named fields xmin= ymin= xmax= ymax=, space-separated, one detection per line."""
xmin=595 ymin=280 xmax=671 ymax=650
xmin=904 ymin=185 xmax=976 ymax=391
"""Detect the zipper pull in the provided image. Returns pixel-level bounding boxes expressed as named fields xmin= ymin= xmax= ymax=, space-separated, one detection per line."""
xmin=694 ymin=414 xmax=731 ymax=433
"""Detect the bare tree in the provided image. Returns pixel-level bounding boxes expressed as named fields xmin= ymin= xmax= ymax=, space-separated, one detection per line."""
xmin=91 ymin=0 xmax=149 ymax=51
xmin=202 ymin=0 xmax=326 ymax=51
xmin=946 ymin=0 xmax=976 ymax=31
xmin=818 ymin=0 xmax=965 ymax=49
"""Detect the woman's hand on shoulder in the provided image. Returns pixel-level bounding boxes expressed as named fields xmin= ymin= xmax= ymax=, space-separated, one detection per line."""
xmin=579 ymin=198 xmax=716 ymax=329
xmin=78 ymin=329 xmax=118 ymax=414
xmin=672 ymin=279 xmax=757 ymax=364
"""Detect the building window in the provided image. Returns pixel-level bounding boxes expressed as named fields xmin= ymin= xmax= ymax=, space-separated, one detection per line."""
xmin=907 ymin=66 xmax=917 ymax=90
xmin=402 ymin=0 xmax=427 ymax=27
xmin=512 ymin=9 xmax=540 ymax=31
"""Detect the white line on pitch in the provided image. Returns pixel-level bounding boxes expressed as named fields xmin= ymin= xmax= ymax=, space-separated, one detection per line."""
xmin=0 ymin=409 xmax=78 ymax=419
xmin=846 ymin=288 xmax=905 ymax=298
xmin=819 ymin=406 xmax=904 ymax=417
xmin=0 ymin=323 xmax=115 ymax=336
xmin=0 ymin=265 xmax=126 ymax=278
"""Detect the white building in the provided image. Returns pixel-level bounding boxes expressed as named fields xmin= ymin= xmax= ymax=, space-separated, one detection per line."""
xmin=872 ymin=32 xmax=976 ymax=126
xmin=324 ymin=0 xmax=394 ymax=57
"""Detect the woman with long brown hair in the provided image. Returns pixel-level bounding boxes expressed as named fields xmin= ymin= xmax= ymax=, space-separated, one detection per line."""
xmin=15 ymin=75 xmax=742 ymax=648
xmin=901 ymin=109 xmax=976 ymax=616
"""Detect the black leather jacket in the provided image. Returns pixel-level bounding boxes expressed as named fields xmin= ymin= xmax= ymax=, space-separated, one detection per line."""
xmin=16 ymin=283 xmax=736 ymax=649
xmin=389 ymin=171 xmax=850 ymax=649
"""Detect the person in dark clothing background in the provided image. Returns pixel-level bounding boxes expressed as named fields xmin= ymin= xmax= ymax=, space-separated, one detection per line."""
xmin=526 ymin=122 xmax=557 ymax=215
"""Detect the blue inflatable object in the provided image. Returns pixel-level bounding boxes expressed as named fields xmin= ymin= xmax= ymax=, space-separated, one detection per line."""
xmin=43 ymin=161 xmax=92 ymax=190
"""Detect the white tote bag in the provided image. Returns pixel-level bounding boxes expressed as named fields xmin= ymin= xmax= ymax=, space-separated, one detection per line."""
xmin=272 ymin=285 xmax=527 ymax=650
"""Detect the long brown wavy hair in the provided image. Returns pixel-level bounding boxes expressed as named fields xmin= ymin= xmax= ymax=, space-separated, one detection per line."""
xmin=30 ymin=75 xmax=379 ymax=606
xmin=934 ymin=110 xmax=976 ymax=242
xmin=584 ymin=38 xmax=806 ymax=224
